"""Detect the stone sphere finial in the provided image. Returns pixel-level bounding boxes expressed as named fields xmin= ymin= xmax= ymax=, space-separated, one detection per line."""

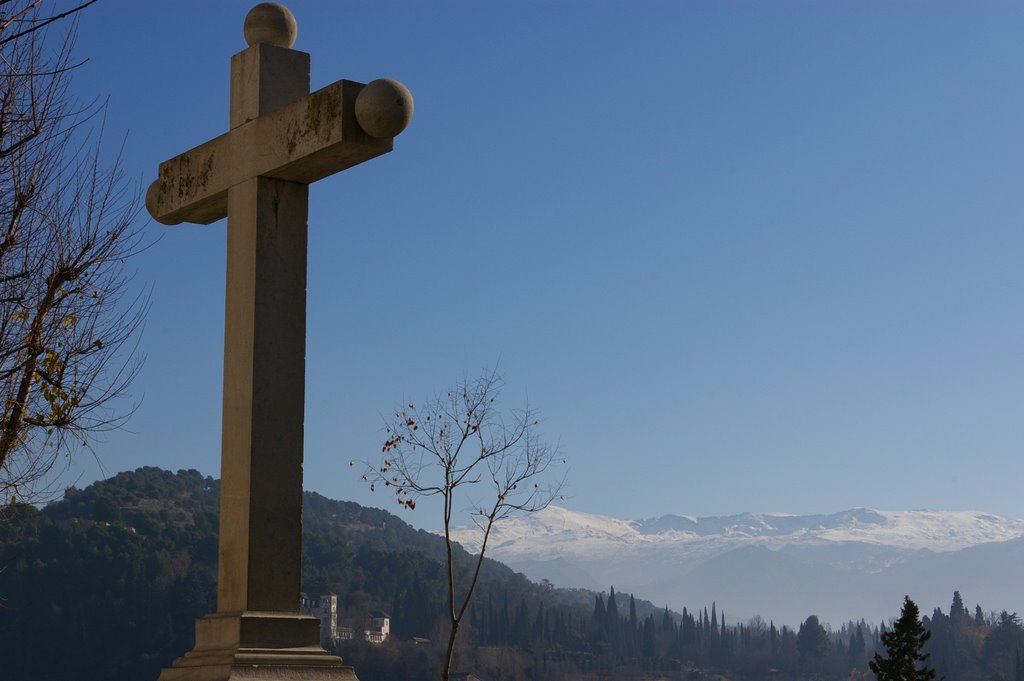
xmin=145 ymin=180 xmax=182 ymax=226
xmin=244 ymin=3 xmax=298 ymax=48
xmin=355 ymin=79 xmax=414 ymax=139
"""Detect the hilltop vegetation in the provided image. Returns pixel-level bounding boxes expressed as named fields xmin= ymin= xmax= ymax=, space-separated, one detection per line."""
xmin=1 ymin=468 xmax=1022 ymax=681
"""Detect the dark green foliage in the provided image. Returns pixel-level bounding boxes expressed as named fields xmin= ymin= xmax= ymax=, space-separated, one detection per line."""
xmin=869 ymin=596 xmax=937 ymax=681
xmin=983 ymin=611 xmax=1024 ymax=676
xmin=849 ymin=623 xmax=866 ymax=667
xmin=0 ymin=468 xmax=488 ymax=680
xmin=797 ymin=615 xmax=830 ymax=661
xmin=0 ymin=467 xmax=219 ymax=681
xmin=337 ymin=637 xmax=441 ymax=681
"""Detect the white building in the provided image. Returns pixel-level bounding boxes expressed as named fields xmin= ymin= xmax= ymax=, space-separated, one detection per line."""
xmin=366 ymin=611 xmax=390 ymax=644
xmin=299 ymin=593 xmax=338 ymax=647
xmin=300 ymin=598 xmax=391 ymax=646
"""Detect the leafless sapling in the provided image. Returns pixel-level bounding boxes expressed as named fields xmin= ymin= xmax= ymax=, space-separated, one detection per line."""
xmin=355 ymin=370 xmax=565 ymax=681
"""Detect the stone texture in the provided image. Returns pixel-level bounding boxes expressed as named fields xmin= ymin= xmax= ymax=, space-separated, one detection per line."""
xmin=146 ymin=78 xmax=391 ymax=225
xmin=354 ymin=78 xmax=414 ymax=139
xmin=218 ymin=175 xmax=308 ymax=614
xmin=158 ymin=612 xmax=353 ymax=681
xmin=244 ymin=3 xmax=298 ymax=48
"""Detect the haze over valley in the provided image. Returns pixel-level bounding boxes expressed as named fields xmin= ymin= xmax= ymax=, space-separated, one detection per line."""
xmin=453 ymin=505 xmax=1024 ymax=627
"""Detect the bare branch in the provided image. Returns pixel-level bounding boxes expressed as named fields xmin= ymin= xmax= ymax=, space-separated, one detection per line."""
xmin=0 ymin=0 xmax=97 ymax=46
xmin=0 ymin=0 xmax=146 ymax=504
xmin=354 ymin=369 xmax=566 ymax=681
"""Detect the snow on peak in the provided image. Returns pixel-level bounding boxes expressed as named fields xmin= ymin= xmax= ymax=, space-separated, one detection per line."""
xmin=451 ymin=505 xmax=1024 ymax=558
xmin=816 ymin=509 xmax=1024 ymax=550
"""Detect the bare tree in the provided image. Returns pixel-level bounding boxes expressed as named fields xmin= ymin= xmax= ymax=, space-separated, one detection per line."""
xmin=356 ymin=370 xmax=565 ymax=681
xmin=0 ymin=0 xmax=146 ymax=505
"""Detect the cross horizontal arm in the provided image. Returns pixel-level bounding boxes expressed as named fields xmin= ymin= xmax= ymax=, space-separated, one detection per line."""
xmin=146 ymin=79 xmax=392 ymax=225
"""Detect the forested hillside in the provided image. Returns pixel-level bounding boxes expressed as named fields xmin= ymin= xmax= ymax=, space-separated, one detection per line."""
xmin=1 ymin=468 xmax=1021 ymax=681
xmin=0 ymin=468 xmax=652 ymax=680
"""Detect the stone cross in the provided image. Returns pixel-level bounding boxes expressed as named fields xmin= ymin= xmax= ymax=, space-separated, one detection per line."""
xmin=146 ymin=4 xmax=412 ymax=680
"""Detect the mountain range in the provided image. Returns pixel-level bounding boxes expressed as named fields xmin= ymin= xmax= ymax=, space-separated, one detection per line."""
xmin=451 ymin=505 xmax=1024 ymax=627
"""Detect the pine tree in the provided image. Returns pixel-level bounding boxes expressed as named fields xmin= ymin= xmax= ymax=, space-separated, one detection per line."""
xmin=797 ymin=615 xmax=830 ymax=666
xmin=869 ymin=596 xmax=938 ymax=681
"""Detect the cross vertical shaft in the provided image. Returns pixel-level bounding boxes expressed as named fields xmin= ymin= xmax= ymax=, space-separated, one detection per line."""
xmin=218 ymin=42 xmax=310 ymax=615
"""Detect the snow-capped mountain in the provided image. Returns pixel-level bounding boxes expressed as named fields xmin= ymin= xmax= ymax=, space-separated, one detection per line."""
xmin=451 ymin=506 xmax=1024 ymax=627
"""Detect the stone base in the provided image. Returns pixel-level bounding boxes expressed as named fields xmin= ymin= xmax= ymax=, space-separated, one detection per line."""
xmin=159 ymin=611 xmax=359 ymax=681
xmin=161 ymin=666 xmax=359 ymax=681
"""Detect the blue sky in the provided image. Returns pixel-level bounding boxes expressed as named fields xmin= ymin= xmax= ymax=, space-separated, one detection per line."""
xmin=54 ymin=0 xmax=1024 ymax=530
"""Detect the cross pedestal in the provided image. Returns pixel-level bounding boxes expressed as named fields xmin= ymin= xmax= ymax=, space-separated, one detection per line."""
xmin=146 ymin=4 xmax=412 ymax=680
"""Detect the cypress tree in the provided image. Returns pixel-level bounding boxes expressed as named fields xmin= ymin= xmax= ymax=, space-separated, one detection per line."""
xmin=591 ymin=594 xmax=606 ymax=644
xmin=869 ymin=596 xmax=937 ymax=681
xmin=642 ymin=615 xmax=656 ymax=658
xmin=515 ymin=597 xmax=529 ymax=647
xmin=501 ymin=592 xmax=510 ymax=644
xmin=849 ymin=623 xmax=866 ymax=666
xmin=950 ymin=591 xmax=966 ymax=621
xmin=660 ymin=606 xmax=672 ymax=632
xmin=681 ymin=607 xmax=695 ymax=648
xmin=627 ymin=596 xmax=638 ymax=655
xmin=592 ymin=594 xmax=605 ymax=624
xmin=606 ymin=587 xmax=620 ymax=643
